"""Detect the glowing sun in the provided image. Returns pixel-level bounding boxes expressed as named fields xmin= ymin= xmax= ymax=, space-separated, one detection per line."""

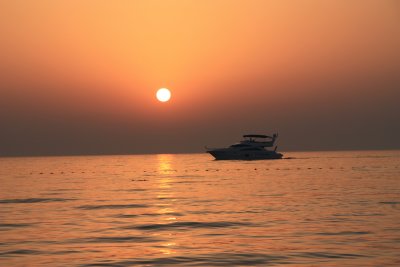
xmin=156 ymin=88 xmax=171 ymax=102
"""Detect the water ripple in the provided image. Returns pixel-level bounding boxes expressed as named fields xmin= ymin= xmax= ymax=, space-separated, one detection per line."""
xmin=316 ymin=231 xmax=371 ymax=236
xmin=68 ymin=236 xmax=163 ymax=244
xmin=79 ymin=252 xmax=288 ymax=266
xmin=296 ymin=251 xmax=366 ymax=259
xmin=0 ymin=249 xmax=41 ymax=256
xmin=0 ymin=198 xmax=74 ymax=204
xmin=0 ymin=223 xmax=34 ymax=230
xmin=110 ymin=188 xmax=147 ymax=192
xmin=113 ymin=212 xmax=184 ymax=218
xmin=126 ymin=221 xmax=252 ymax=231
xmin=379 ymin=201 xmax=400 ymax=205
xmin=9 ymin=247 xmax=362 ymax=265
xmin=76 ymin=204 xmax=149 ymax=210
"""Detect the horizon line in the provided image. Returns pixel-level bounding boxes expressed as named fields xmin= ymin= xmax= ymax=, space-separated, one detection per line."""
xmin=1 ymin=148 xmax=399 ymax=159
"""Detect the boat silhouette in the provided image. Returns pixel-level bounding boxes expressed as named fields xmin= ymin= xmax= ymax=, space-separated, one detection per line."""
xmin=206 ymin=134 xmax=283 ymax=160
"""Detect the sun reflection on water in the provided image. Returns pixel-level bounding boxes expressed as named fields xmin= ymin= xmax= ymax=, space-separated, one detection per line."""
xmin=157 ymin=154 xmax=174 ymax=174
xmin=155 ymin=154 xmax=179 ymax=255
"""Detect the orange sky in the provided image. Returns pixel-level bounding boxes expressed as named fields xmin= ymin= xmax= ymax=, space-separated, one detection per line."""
xmin=0 ymin=1 xmax=399 ymax=155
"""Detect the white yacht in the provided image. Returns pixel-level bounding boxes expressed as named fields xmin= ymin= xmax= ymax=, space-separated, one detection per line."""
xmin=206 ymin=134 xmax=283 ymax=160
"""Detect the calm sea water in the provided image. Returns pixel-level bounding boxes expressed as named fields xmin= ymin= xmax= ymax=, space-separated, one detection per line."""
xmin=1 ymin=151 xmax=399 ymax=266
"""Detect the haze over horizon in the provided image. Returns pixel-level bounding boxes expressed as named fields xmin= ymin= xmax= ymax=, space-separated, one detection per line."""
xmin=1 ymin=0 xmax=399 ymax=156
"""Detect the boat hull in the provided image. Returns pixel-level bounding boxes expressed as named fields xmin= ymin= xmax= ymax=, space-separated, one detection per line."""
xmin=207 ymin=150 xmax=283 ymax=160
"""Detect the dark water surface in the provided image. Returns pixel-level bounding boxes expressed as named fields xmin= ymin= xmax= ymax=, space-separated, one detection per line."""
xmin=1 ymin=151 xmax=399 ymax=266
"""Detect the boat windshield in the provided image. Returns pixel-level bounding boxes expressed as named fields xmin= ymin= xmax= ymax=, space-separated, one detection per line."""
xmin=230 ymin=144 xmax=250 ymax=148
xmin=241 ymin=147 xmax=263 ymax=151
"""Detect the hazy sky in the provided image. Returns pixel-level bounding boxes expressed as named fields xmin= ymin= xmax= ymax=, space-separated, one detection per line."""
xmin=0 ymin=0 xmax=399 ymax=156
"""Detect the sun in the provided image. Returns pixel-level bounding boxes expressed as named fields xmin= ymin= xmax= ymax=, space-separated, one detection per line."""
xmin=156 ymin=88 xmax=171 ymax=102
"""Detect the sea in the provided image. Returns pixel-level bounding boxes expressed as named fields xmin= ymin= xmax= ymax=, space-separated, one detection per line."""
xmin=0 ymin=150 xmax=399 ymax=266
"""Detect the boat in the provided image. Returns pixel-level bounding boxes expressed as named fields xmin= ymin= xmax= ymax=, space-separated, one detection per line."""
xmin=206 ymin=134 xmax=283 ymax=160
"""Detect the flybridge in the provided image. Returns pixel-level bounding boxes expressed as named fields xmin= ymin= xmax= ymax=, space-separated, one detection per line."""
xmin=241 ymin=133 xmax=278 ymax=148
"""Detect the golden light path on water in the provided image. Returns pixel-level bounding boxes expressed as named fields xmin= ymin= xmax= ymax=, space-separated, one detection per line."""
xmin=156 ymin=154 xmax=177 ymax=255
xmin=0 ymin=151 xmax=399 ymax=266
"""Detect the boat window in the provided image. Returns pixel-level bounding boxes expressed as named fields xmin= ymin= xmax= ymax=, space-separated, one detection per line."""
xmin=240 ymin=147 xmax=262 ymax=151
xmin=230 ymin=144 xmax=250 ymax=148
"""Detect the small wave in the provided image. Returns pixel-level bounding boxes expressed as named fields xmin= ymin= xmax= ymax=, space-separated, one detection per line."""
xmin=316 ymin=231 xmax=371 ymax=236
xmin=0 ymin=223 xmax=34 ymax=229
xmin=51 ymin=188 xmax=82 ymax=191
xmin=379 ymin=201 xmax=400 ymax=209
xmin=379 ymin=201 xmax=400 ymax=205
xmin=333 ymin=213 xmax=384 ymax=217
xmin=114 ymin=212 xmax=184 ymax=218
xmin=79 ymin=252 xmax=288 ymax=266
xmin=296 ymin=251 xmax=366 ymax=259
xmin=113 ymin=214 xmax=139 ymax=218
xmin=129 ymin=221 xmax=252 ymax=231
xmin=0 ymin=198 xmax=74 ymax=204
xmin=0 ymin=249 xmax=41 ymax=256
xmin=49 ymin=250 xmax=82 ymax=255
xmin=172 ymin=180 xmax=205 ymax=184
xmin=111 ymin=188 xmax=148 ymax=192
xmin=77 ymin=204 xmax=148 ymax=210
xmin=68 ymin=236 xmax=162 ymax=244
xmin=173 ymin=175 xmax=203 ymax=179
xmin=190 ymin=210 xmax=260 ymax=215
